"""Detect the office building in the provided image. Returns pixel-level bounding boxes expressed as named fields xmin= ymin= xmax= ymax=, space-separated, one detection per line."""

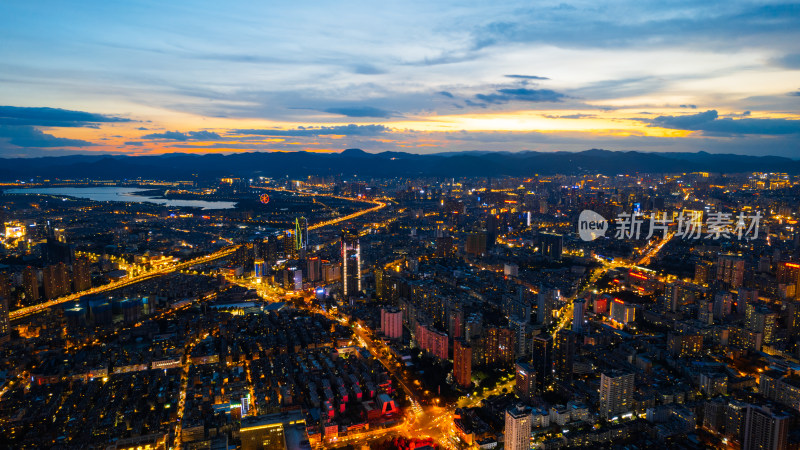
xmin=599 ymin=371 xmax=635 ymax=420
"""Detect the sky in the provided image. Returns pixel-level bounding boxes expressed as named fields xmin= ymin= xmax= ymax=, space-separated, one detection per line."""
xmin=0 ymin=0 xmax=799 ymax=158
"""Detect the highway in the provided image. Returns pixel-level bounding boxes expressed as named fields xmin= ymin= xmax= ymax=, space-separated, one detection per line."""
xmin=9 ymin=245 xmax=241 ymax=321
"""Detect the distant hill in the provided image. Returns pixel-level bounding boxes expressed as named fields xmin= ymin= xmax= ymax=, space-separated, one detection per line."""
xmin=1 ymin=149 xmax=798 ymax=180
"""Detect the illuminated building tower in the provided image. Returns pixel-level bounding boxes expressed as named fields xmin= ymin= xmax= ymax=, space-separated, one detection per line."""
xmin=0 ymin=294 xmax=9 ymax=344
xmin=295 ymin=217 xmax=308 ymax=253
xmin=572 ymin=298 xmax=586 ymax=333
xmin=485 ymin=326 xmax=513 ymax=365
xmin=742 ymin=405 xmax=789 ymax=450
xmin=254 ymin=259 xmax=265 ymax=279
xmin=453 ymin=339 xmax=472 ymax=388
xmin=698 ymin=298 xmax=714 ymax=325
xmin=777 ymin=261 xmax=800 ymax=299
xmin=537 ymin=288 xmax=559 ymax=326
xmin=283 ymin=231 xmax=295 ymax=258
xmin=717 ymin=255 xmax=745 ymax=288
xmin=554 ymin=330 xmax=576 ymax=383
xmin=515 ymin=362 xmax=536 ymax=403
xmin=531 ymin=334 xmax=553 ymax=391
xmin=599 ymin=370 xmax=634 ymax=420
xmin=341 ymin=229 xmax=361 ymax=298
xmin=72 ymin=257 xmax=92 ymax=292
xmin=380 ymin=307 xmax=402 ymax=340
xmin=713 ymin=292 xmax=733 ymax=319
xmin=694 ymin=260 xmax=713 ymax=285
xmin=0 ymin=273 xmax=10 ymax=302
xmin=43 ymin=263 xmax=70 ymax=300
xmin=504 ymin=404 xmax=532 ymax=450
xmin=306 ymin=256 xmax=320 ymax=283
xmin=22 ymin=266 xmax=39 ymax=302
xmin=537 ymin=232 xmax=563 ymax=261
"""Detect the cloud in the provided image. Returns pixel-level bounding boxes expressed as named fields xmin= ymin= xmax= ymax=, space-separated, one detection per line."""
xmin=543 ymin=113 xmax=596 ymax=119
xmin=505 ymin=74 xmax=550 ymax=80
xmin=323 ymin=106 xmax=394 ymax=118
xmin=679 ymin=104 xmax=697 ymax=109
xmin=773 ymin=53 xmax=800 ymax=69
xmin=643 ymin=110 xmax=800 ymax=135
xmin=475 ymin=88 xmax=566 ymax=104
xmin=438 ymin=91 xmax=455 ymax=98
xmin=0 ymin=106 xmax=130 ymax=127
xmin=124 ymin=141 xmax=144 ymax=146
xmin=231 ymin=124 xmax=390 ymax=137
xmin=141 ymin=130 xmax=222 ymax=141
xmin=0 ymin=125 xmax=95 ymax=148
xmin=352 ymin=64 xmax=385 ymax=75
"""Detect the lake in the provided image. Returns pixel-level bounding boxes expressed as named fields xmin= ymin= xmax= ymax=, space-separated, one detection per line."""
xmin=7 ymin=187 xmax=237 ymax=210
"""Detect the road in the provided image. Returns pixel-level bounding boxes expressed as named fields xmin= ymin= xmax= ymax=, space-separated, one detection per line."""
xmin=10 ymin=245 xmax=241 ymax=320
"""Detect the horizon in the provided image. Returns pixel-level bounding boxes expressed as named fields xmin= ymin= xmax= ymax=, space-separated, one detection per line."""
xmin=1 ymin=1 xmax=799 ymax=158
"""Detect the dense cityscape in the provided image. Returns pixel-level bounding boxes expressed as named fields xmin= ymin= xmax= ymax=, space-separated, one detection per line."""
xmin=2 ymin=1 xmax=799 ymax=449
xmin=0 ymin=168 xmax=798 ymax=449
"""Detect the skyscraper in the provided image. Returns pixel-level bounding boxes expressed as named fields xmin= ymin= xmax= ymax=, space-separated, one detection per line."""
xmin=43 ymin=263 xmax=70 ymax=300
xmin=341 ymin=229 xmax=361 ymax=298
xmin=572 ymin=298 xmax=586 ymax=333
xmin=22 ymin=266 xmax=39 ymax=303
xmin=599 ymin=370 xmax=635 ymax=420
xmin=531 ymin=334 xmax=553 ymax=391
xmin=742 ymin=404 xmax=789 ymax=450
xmin=504 ymin=404 xmax=532 ymax=450
xmin=0 ymin=294 xmax=9 ymax=344
xmin=717 ymin=255 xmax=745 ymax=288
xmin=515 ymin=361 xmax=536 ymax=403
xmin=72 ymin=257 xmax=92 ymax=292
xmin=554 ymin=330 xmax=576 ymax=383
xmin=537 ymin=232 xmax=563 ymax=261
xmin=453 ymin=339 xmax=472 ymax=388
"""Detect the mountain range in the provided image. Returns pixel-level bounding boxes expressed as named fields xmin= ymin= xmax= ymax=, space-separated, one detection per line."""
xmin=1 ymin=149 xmax=798 ymax=180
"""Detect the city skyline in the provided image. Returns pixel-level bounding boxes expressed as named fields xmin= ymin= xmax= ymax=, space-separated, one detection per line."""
xmin=1 ymin=0 xmax=799 ymax=158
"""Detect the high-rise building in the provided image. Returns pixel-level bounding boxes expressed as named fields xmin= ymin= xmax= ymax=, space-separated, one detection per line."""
xmin=717 ymin=255 xmax=745 ymax=288
xmin=341 ymin=229 xmax=361 ymax=298
xmin=72 ymin=257 xmax=92 ymax=292
xmin=713 ymin=292 xmax=733 ymax=319
xmin=484 ymin=326 xmax=514 ymax=365
xmin=43 ymin=263 xmax=70 ymax=300
xmin=22 ymin=266 xmax=39 ymax=303
xmin=572 ymin=298 xmax=586 ymax=333
xmin=453 ymin=339 xmax=472 ymax=388
xmin=0 ymin=273 xmax=10 ymax=303
xmin=295 ymin=217 xmax=308 ymax=253
xmin=742 ymin=404 xmax=789 ymax=450
xmin=515 ymin=362 xmax=537 ymax=403
xmin=448 ymin=305 xmax=464 ymax=340
xmin=554 ymin=330 xmax=576 ymax=383
xmin=465 ymin=232 xmax=487 ymax=257
xmin=504 ymin=404 xmax=532 ymax=450
xmin=306 ymin=256 xmax=320 ymax=283
xmin=694 ymin=260 xmax=713 ymax=285
xmin=380 ymin=307 xmax=402 ymax=340
xmin=599 ymin=371 xmax=635 ymax=420
xmin=537 ymin=232 xmax=563 ymax=261
xmin=537 ymin=288 xmax=559 ymax=325
xmin=0 ymin=294 xmax=9 ymax=344
xmin=531 ymin=334 xmax=553 ymax=391
xmin=777 ymin=261 xmax=800 ymax=299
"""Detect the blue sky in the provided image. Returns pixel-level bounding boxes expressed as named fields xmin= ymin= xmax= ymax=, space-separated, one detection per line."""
xmin=0 ymin=0 xmax=799 ymax=157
